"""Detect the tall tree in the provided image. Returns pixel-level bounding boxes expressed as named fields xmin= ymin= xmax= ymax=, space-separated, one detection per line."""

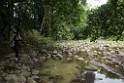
xmin=0 ymin=0 xmax=87 ymax=40
xmin=87 ymin=0 xmax=124 ymax=41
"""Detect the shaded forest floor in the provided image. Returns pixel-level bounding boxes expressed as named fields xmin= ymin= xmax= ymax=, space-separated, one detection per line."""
xmin=0 ymin=41 xmax=13 ymax=56
xmin=0 ymin=39 xmax=54 ymax=58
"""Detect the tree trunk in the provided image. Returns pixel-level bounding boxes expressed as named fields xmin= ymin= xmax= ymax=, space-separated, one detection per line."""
xmin=40 ymin=7 xmax=52 ymax=37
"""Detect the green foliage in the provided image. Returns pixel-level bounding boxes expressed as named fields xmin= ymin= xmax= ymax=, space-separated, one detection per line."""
xmin=56 ymin=24 xmax=74 ymax=40
xmin=3 ymin=0 xmax=124 ymax=42
xmin=87 ymin=0 xmax=124 ymax=41
xmin=21 ymin=29 xmax=53 ymax=50
xmin=0 ymin=0 xmax=88 ymax=41
xmin=47 ymin=0 xmax=88 ymax=40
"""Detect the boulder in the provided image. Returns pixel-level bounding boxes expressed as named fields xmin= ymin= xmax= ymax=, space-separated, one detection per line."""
xmin=84 ymin=65 xmax=98 ymax=71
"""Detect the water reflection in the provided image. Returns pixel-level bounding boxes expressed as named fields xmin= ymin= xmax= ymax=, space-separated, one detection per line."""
xmin=81 ymin=71 xmax=95 ymax=83
xmin=100 ymin=67 xmax=121 ymax=79
xmin=94 ymin=71 xmax=124 ymax=83
xmin=40 ymin=59 xmax=124 ymax=83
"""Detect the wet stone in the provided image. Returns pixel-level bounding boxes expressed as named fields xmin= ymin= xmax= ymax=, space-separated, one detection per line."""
xmin=84 ymin=65 xmax=98 ymax=71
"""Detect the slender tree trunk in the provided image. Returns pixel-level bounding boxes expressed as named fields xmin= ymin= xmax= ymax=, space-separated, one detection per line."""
xmin=40 ymin=7 xmax=52 ymax=37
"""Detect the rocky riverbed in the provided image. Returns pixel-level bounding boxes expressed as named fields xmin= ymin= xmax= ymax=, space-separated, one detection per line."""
xmin=0 ymin=40 xmax=124 ymax=83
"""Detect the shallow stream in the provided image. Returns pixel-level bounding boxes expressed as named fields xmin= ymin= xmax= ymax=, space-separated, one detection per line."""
xmin=40 ymin=57 xmax=124 ymax=83
xmin=39 ymin=40 xmax=124 ymax=83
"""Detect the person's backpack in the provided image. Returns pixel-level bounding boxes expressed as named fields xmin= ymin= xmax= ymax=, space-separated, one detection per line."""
xmin=10 ymin=40 xmax=15 ymax=48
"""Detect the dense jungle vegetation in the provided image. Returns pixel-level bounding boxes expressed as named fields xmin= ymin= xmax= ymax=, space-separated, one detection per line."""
xmin=0 ymin=0 xmax=124 ymax=53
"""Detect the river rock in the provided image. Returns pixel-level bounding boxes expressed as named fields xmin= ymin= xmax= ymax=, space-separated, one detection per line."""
xmin=4 ymin=74 xmax=19 ymax=81
xmin=18 ymin=76 xmax=26 ymax=82
xmin=27 ymin=77 xmax=37 ymax=83
xmin=68 ymin=52 xmax=73 ymax=57
xmin=6 ymin=79 xmax=20 ymax=83
xmin=52 ymin=50 xmax=58 ymax=55
xmin=31 ymin=75 xmax=40 ymax=81
xmin=74 ymin=55 xmax=79 ymax=59
xmin=32 ymin=69 xmax=39 ymax=75
xmin=84 ymin=65 xmax=98 ymax=71
xmin=1 ymin=72 xmax=8 ymax=77
xmin=19 ymin=71 xmax=31 ymax=77
xmin=46 ymin=53 xmax=51 ymax=59
xmin=14 ymin=70 xmax=21 ymax=74
xmin=112 ymin=56 xmax=124 ymax=65
xmin=27 ymin=58 xmax=35 ymax=65
xmin=77 ymin=57 xmax=84 ymax=61
xmin=33 ymin=57 xmax=39 ymax=63
xmin=105 ymin=60 xmax=114 ymax=65
xmin=56 ymin=54 xmax=63 ymax=59
xmin=22 ymin=65 xmax=31 ymax=72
